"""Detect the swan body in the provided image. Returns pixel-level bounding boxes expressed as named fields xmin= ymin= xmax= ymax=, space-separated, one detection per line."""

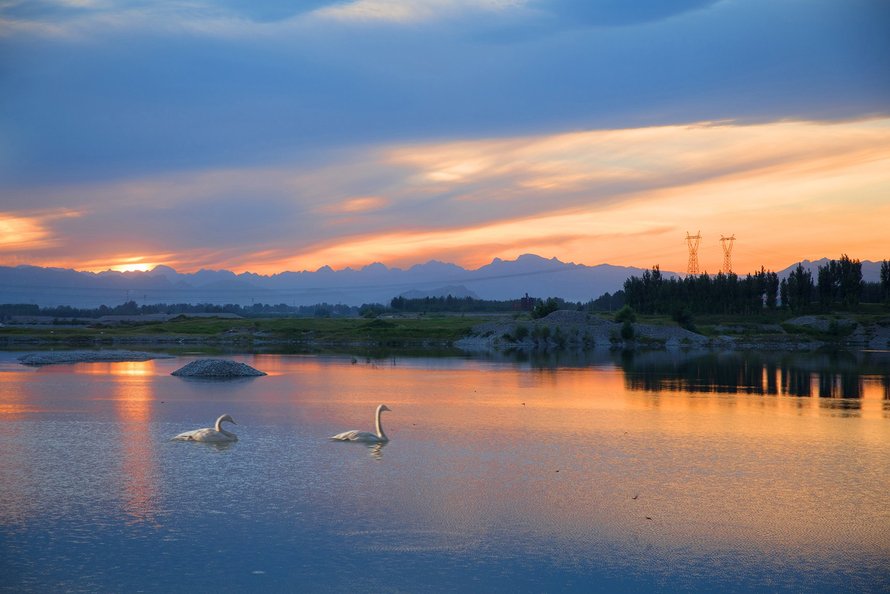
xmin=172 ymin=414 xmax=238 ymax=443
xmin=331 ymin=404 xmax=391 ymax=443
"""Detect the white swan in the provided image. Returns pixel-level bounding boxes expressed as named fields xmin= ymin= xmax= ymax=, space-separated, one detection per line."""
xmin=172 ymin=414 xmax=238 ymax=443
xmin=331 ymin=404 xmax=391 ymax=443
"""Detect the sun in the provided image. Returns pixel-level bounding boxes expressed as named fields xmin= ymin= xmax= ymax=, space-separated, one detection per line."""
xmin=109 ymin=263 xmax=153 ymax=273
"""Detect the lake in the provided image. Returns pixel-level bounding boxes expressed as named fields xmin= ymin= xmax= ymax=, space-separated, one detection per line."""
xmin=1 ymin=349 xmax=888 ymax=592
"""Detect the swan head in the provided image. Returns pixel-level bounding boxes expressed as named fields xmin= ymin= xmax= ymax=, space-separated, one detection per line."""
xmin=217 ymin=414 xmax=237 ymax=425
xmin=378 ymin=404 xmax=391 ymax=413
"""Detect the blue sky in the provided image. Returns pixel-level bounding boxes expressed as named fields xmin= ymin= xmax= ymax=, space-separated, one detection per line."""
xmin=1 ymin=0 xmax=888 ymax=274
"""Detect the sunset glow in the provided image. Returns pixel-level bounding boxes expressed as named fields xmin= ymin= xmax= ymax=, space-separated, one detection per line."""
xmin=108 ymin=262 xmax=155 ymax=273
xmin=1 ymin=0 xmax=887 ymax=277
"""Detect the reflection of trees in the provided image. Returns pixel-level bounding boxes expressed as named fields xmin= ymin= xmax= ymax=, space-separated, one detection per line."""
xmin=783 ymin=367 xmax=812 ymax=397
xmin=620 ymin=350 xmax=890 ymax=399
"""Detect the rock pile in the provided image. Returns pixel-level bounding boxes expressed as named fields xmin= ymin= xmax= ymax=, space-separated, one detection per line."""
xmin=171 ymin=359 xmax=266 ymax=377
xmin=18 ymin=350 xmax=173 ymax=366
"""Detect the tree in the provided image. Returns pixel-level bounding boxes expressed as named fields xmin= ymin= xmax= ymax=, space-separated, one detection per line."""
xmin=816 ymin=255 xmax=862 ymax=309
xmin=785 ymin=263 xmax=813 ymax=311
xmin=881 ymin=260 xmax=890 ymax=303
xmin=532 ymin=297 xmax=560 ymax=319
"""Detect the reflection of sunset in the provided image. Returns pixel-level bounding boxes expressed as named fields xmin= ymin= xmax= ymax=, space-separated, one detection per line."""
xmin=0 ymin=352 xmax=887 ymax=592
xmin=271 ymin=357 xmax=890 ymax=559
xmin=76 ymin=361 xmax=158 ymax=377
xmin=110 ymin=373 xmax=161 ymax=525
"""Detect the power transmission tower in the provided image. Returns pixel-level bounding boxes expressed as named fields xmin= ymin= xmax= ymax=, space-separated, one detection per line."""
xmin=686 ymin=231 xmax=702 ymax=276
xmin=720 ymin=234 xmax=736 ymax=274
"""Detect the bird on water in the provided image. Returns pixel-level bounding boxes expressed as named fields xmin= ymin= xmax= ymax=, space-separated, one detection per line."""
xmin=172 ymin=414 xmax=238 ymax=443
xmin=331 ymin=404 xmax=391 ymax=443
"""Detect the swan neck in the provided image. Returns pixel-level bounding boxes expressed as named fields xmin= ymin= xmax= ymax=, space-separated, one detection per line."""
xmin=375 ymin=408 xmax=387 ymax=440
xmin=215 ymin=417 xmax=224 ymax=432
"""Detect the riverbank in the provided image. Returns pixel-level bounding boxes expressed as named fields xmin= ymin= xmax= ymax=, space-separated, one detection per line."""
xmin=2 ymin=310 xmax=888 ymax=353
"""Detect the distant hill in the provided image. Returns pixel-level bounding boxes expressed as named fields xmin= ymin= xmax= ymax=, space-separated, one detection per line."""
xmin=776 ymin=258 xmax=883 ymax=282
xmin=2 ymin=255 xmax=882 ymax=308
xmin=0 ymin=254 xmax=661 ymax=308
xmin=398 ymin=285 xmax=480 ymax=300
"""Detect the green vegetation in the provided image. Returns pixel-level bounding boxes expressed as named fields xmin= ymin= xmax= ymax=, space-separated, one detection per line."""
xmin=614 ymin=305 xmax=636 ymax=323
xmin=0 ymin=315 xmax=484 ymax=348
xmin=624 ymin=255 xmax=887 ymax=316
xmin=620 ymin=320 xmax=635 ymax=340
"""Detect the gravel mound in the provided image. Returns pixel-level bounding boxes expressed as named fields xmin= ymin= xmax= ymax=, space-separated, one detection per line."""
xmin=171 ymin=359 xmax=266 ymax=377
xmin=18 ymin=350 xmax=174 ymax=366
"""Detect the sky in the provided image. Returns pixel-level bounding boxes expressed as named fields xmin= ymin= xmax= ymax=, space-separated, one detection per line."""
xmin=1 ymin=0 xmax=888 ymax=276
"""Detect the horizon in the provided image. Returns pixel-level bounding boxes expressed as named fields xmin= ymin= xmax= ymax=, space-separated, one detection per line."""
xmin=3 ymin=251 xmax=881 ymax=278
xmin=2 ymin=1 xmax=889 ymax=277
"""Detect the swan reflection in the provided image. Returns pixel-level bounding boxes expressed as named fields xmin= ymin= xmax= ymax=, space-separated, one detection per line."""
xmin=368 ymin=442 xmax=386 ymax=460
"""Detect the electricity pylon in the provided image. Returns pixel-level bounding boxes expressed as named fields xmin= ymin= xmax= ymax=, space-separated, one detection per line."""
xmin=686 ymin=231 xmax=702 ymax=276
xmin=720 ymin=234 xmax=736 ymax=275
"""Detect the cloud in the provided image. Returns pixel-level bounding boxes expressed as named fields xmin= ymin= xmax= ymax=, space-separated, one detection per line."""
xmin=537 ymin=0 xmax=721 ymax=27
xmin=313 ymin=0 xmax=522 ymax=25
xmin=0 ymin=208 xmax=79 ymax=253
xmin=3 ymin=117 xmax=888 ymax=273
xmin=318 ymin=196 xmax=390 ymax=214
xmin=2 ymin=0 xmax=887 ymax=188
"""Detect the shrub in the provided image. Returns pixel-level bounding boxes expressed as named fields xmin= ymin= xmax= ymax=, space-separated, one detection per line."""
xmin=672 ymin=306 xmax=697 ymax=333
xmin=620 ymin=320 xmax=635 ymax=340
xmin=615 ymin=305 xmax=637 ymax=323
xmin=513 ymin=324 xmax=529 ymax=341
xmin=532 ymin=298 xmax=560 ymax=319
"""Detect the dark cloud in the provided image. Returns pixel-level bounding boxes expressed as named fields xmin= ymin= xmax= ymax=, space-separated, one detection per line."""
xmin=0 ymin=0 xmax=887 ymax=190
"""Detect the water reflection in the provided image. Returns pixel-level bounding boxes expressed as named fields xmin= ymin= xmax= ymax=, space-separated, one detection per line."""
xmin=618 ymin=350 xmax=890 ymax=418
xmin=368 ymin=443 xmax=386 ymax=460
xmin=0 ymin=352 xmax=888 ymax=592
xmin=110 ymin=367 xmax=161 ymax=526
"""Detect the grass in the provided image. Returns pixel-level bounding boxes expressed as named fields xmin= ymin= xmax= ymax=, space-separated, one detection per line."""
xmin=0 ymin=315 xmax=486 ymax=347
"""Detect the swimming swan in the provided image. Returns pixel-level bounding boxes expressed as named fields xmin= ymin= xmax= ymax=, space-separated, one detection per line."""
xmin=172 ymin=414 xmax=238 ymax=443
xmin=331 ymin=404 xmax=391 ymax=443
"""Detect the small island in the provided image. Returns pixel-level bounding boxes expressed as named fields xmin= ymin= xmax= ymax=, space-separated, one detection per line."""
xmin=171 ymin=359 xmax=266 ymax=377
xmin=18 ymin=350 xmax=174 ymax=366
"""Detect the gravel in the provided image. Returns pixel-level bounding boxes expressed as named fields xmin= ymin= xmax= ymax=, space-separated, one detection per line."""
xmin=171 ymin=358 xmax=267 ymax=377
xmin=18 ymin=350 xmax=174 ymax=366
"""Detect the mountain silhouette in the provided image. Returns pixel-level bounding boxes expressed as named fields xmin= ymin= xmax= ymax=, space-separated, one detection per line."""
xmin=0 ymin=255 xmax=881 ymax=308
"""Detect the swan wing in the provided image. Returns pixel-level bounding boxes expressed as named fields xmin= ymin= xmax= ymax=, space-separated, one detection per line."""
xmin=330 ymin=430 xmax=384 ymax=443
xmin=172 ymin=428 xmax=237 ymax=442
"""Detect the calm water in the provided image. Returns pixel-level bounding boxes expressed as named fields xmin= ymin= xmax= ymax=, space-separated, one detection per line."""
xmin=1 ymin=350 xmax=888 ymax=593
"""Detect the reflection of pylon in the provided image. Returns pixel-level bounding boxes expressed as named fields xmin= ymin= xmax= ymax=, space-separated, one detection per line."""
xmin=686 ymin=231 xmax=701 ymax=276
xmin=720 ymin=234 xmax=736 ymax=274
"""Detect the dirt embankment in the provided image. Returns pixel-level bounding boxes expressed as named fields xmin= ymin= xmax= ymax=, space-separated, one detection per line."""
xmin=457 ymin=310 xmax=890 ymax=352
xmin=456 ymin=310 xmax=709 ymax=352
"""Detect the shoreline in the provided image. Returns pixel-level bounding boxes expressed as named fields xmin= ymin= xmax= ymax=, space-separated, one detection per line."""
xmin=2 ymin=310 xmax=888 ymax=355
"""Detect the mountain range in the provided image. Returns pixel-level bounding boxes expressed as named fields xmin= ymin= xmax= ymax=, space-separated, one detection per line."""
xmin=0 ymin=255 xmax=883 ymax=308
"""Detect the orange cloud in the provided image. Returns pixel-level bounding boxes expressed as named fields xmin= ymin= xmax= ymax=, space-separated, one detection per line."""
xmin=3 ymin=118 xmax=889 ymax=275
xmin=318 ymin=196 xmax=390 ymax=214
xmin=276 ymin=118 xmax=890 ymax=273
xmin=0 ymin=209 xmax=81 ymax=252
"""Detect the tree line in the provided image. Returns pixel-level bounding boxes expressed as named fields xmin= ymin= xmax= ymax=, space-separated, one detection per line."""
xmin=0 ymin=301 xmax=360 ymax=321
xmin=623 ymin=256 xmax=890 ymax=316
